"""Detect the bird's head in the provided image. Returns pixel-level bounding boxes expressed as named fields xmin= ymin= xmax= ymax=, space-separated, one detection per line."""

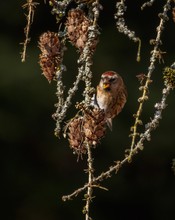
xmin=99 ymin=71 xmax=122 ymax=91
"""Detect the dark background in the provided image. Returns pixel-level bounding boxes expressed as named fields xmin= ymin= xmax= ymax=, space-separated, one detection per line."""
xmin=1 ymin=0 xmax=175 ymax=220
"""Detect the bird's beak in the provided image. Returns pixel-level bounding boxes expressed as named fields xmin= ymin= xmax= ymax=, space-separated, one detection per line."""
xmin=103 ymin=83 xmax=110 ymax=89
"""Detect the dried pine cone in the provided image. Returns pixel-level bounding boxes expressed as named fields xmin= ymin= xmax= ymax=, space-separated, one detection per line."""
xmin=66 ymin=108 xmax=106 ymax=158
xmin=65 ymin=9 xmax=92 ymax=51
xmin=84 ymin=108 xmax=106 ymax=146
xmin=38 ymin=31 xmax=63 ymax=83
xmin=67 ymin=116 xmax=86 ymax=155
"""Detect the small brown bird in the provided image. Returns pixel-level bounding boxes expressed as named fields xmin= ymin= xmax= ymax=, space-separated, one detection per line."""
xmin=96 ymin=71 xmax=127 ymax=130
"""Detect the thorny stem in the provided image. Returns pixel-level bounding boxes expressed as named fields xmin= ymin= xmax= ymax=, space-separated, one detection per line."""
xmin=84 ymin=143 xmax=94 ymax=220
xmin=129 ymin=0 xmax=172 ymax=156
xmin=62 ymin=79 xmax=173 ymax=201
xmin=21 ymin=0 xmax=39 ymax=62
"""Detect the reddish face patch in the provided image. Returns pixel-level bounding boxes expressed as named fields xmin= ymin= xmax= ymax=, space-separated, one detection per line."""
xmin=102 ymin=71 xmax=117 ymax=77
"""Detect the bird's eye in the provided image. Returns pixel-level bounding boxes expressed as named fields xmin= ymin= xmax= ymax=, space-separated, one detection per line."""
xmin=109 ymin=78 xmax=116 ymax=83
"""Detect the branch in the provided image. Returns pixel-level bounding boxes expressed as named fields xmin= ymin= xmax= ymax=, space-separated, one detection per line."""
xmin=114 ymin=0 xmax=141 ymax=61
xmin=129 ymin=0 xmax=172 ymax=155
xmin=83 ymin=143 xmax=94 ymax=220
xmin=62 ymin=62 xmax=175 ymax=201
xmin=54 ymin=1 xmax=101 ymax=136
xmin=21 ymin=0 xmax=39 ymax=62
xmin=141 ymin=0 xmax=156 ymax=10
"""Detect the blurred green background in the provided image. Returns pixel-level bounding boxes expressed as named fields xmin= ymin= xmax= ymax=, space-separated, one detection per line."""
xmin=1 ymin=0 xmax=175 ymax=219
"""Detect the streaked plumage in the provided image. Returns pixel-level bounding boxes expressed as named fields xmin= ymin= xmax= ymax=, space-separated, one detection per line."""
xmin=96 ymin=71 xmax=127 ymax=129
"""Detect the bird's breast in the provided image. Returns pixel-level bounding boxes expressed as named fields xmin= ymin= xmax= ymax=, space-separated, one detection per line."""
xmin=96 ymin=87 xmax=113 ymax=112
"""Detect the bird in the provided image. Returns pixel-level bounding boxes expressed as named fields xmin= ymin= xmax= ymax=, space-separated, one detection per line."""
xmin=96 ymin=71 xmax=127 ymax=130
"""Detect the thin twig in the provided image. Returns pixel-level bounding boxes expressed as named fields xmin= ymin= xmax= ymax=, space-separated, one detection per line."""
xmin=21 ymin=0 xmax=39 ymax=62
xmin=54 ymin=69 xmax=84 ymax=136
xmin=114 ymin=0 xmax=141 ymax=61
xmin=129 ymin=0 xmax=172 ymax=156
xmin=82 ymin=3 xmax=100 ymax=219
xmin=49 ymin=0 xmax=73 ymax=23
xmin=53 ymin=66 xmax=66 ymax=135
xmin=54 ymin=1 xmax=101 ymax=136
xmin=141 ymin=0 xmax=156 ymax=10
xmin=136 ymin=86 xmax=171 ymax=148
xmin=84 ymin=143 xmax=94 ymax=220
xmin=62 ymin=78 xmax=173 ymax=201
